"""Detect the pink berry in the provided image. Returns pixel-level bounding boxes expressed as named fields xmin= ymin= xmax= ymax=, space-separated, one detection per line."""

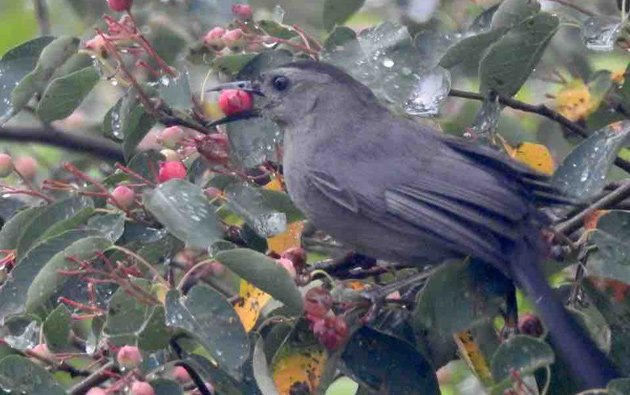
xmin=130 ymin=381 xmax=155 ymax=395
xmin=86 ymin=388 xmax=107 ymax=395
xmin=304 ymin=287 xmax=333 ymax=319
xmin=204 ymin=27 xmax=226 ymax=51
xmin=31 ymin=343 xmax=52 ymax=359
xmin=232 ymin=4 xmax=253 ymax=20
xmin=84 ymin=35 xmax=108 ymax=58
xmin=209 ymin=262 xmax=226 ymax=277
xmin=0 ymin=153 xmax=14 ymax=178
xmin=111 ymin=185 xmax=135 ymax=208
xmin=276 ymin=258 xmax=297 ymax=279
xmin=172 ymin=366 xmax=192 ymax=383
xmin=116 ymin=345 xmax=142 ymax=369
xmin=158 ymin=161 xmax=187 ymax=183
xmin=312 ymin=316 xmax=348 ymax=350
xmin=221 ymin=29 xmax=245 ymax=52
xmin=158 ymin=126 xmax=184 ymax=148
xmin=218 ymin=89 xmax=253 ymax=116
xmin=14 ymin=156 xmax=38 ymax=180
xmin=107 ymin=0 xmax=133 ymax=12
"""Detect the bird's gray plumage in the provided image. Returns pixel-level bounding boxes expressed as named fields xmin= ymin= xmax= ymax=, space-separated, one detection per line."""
xmin=234 ymin=60 xmax=617 ymax=389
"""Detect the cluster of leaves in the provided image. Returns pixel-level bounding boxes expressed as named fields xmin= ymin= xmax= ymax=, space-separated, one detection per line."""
xmin=0 ymin=0 xmax=629 ymax=394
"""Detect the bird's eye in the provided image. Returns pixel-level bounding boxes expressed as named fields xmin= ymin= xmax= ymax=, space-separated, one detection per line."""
xmin=272 ymin=76 xmax=290 ymax=91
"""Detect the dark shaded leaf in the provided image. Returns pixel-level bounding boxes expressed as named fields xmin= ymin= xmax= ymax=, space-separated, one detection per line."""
xmin=490 ymin=0 xmax=541 ymax=30
xmin=440 ymin=29 xmax=505 ymax=69
xmin=341 ymin=326 xmax=439 ymax=395
xmin=122 ymin=105 xmax=156 ymax=160
xmin=0 ymin=206 xmax=45 ymax=250
xmin=42 ymin=304 xmax=71 ymax=352
xmin=490 ymin=335 xmax=554 ymax=386
xmin=165 ymin=286 xmax=249 ymax=378
xmin=259 ymin=189 xmax=305 ymax=223
xmin=588 ymin=211 xmax=630 ymax=284
xmin=323 ymin=0 xmax=366 ymax=31
xmin=144 ymin=180 xmax=224 ymax=249
xmin=552 ymin=121 xmax=630 ymax=199
xmin=216 ymin=248 xmax=303 ymax=315
xmin=0 ymin=355 xmax=65 ymax=395
xmin=213 ymin=54 xmax=257 ymax=76
xmin=323 ymin=26 xmax=358 ymax=52
xmin=36 ymin=66 xmax=100 ymax=123
xmin=609 ymin=378 xmax=630 ymax=395
xmin=151 ymin=378 xmax=184 ymax=395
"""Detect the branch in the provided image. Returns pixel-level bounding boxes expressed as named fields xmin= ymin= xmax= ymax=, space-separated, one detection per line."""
xmin=33 ymin=0 xmax=51 ymax=36
xmin=0 ymin=126 xmax=124 ymax=162
xmin=68 ymin=361 xmax=118 ymax=395
xmin=555 ymin=181 xmax=630 ymax=236
xmin=448 ymin=89 xmax=630 ymax=174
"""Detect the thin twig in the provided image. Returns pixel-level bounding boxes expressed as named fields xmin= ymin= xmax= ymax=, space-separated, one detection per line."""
xmin=448 ymin=89 xmax=630 ymax=174
xmin=33 ymin=0 xmax=51 ymax=35
xmin=68 ymin=361 xmax=118 ymax=395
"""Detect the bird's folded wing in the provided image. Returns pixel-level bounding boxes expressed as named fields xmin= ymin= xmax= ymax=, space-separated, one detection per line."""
xmin=307 ymin=169 xmax=360 ymax=214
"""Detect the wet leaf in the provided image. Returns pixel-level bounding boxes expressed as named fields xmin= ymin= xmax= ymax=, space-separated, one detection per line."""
xmin=581 ymin=16 xmax=623 ymax=52
xmin=0 ymin=355 xmax=66 ymax=395
xmin=588 ymin=210 xmax=630 ymax=285
xmin=36 ymin=66 xmax=100 ymax=123
xmin=216 ymin=249 xmax=303 ymax=316
xmin=552 ymin=121 xmax=630 ymax=199
xmin=323 ymin=0 xmax=366 ymax=31
xmin=252 ymin=336 xmax=280 ymax=395
xmin=42 ymin=304 xmax=71 ymax=352
xmin=440 ymin=29 xmax=505 ymax=69
xmin=0 ymin=206 xmax=45 ymax=251
xmin=225 ymin=182 xmax=287 ymax=238
xmin=122 ymin=104 xmax=156 ymax=161
xmin=158 ymin=71 xmax=192 ymax=111
xmin=267 ymin=221 xmax=304 ymax=254
xmin=213 ymin=54 xmax=257 ymax=76
xmin=272 ymin=345 xmax=326 ymax=395
xmin=86 ymin=213 xmax=125 ymax=243
xmin=490 ymin=335 xmax=554 ymax=386
xmin=341 ymin=327 xmax=439 ymax=394
xmin=234 ymin=280 xmax=272 ymax=332
xmin=151 ymin=378 xmax=184 ymax=395
xmin=480 ymin=13 xmax=559 ymax=96
xmin=490 ymin=0 xmax=540 ymax=30
xmin=226 ymin=117 xmax=282 ymax=168
xmin=144 ymin=180 xmax=224 ymax=250
xmin=165 ymin=286 xmax=249 ymax=378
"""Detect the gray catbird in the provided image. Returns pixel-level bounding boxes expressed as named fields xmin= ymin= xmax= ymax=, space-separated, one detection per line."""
xmin=211 ymin=61 xmax=618 ymax=389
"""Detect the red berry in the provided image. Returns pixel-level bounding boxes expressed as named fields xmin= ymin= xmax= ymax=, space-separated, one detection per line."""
xmin=304 ymin=287 xmax=333 ymax=319
xmin=116 ymin=345 xmax=142 ymax=369
xmin=158 ymin=161 xmax=187 ymax=183
xmin=221 ymin=29 xmax=245 ymax=52
xmin=86 ymin=388 xmax=107 ymax=395
xmin=518 ymin=314 xmax=544 ymax=338
xmin=107 ymin=0 xmax=133 ymax=12
xmin=218 ymin=89 xmax=253 ymax=116
xmin=14 ymin=156 xmax=38 ymax=180
xmin=130 ymin=381 xmax=155 ymax=395
xmin=172 ymin=366 xmax=191 ymax=383
xmin=281 ymin=247 xmax=307 ymax=272
xmin=158 ymin=126 xmax=184 ymax=148
xmin=204 ymin=27 xmax=226 ymax=51
xmin=276 ymin=258 xmax=297 ymax=279
xmin=111 ymin=185 xmax=135 ymax=208
xmin=312 ymin=316 xmax=348 ymax=350
xmin=232 ymin=4 xmax=253 ymax=20
xmin=0 ymin=153 xmax=13 ymax=178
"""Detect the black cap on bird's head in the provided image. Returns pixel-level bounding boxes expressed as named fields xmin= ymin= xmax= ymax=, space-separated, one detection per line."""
xmin=207 ymin=61 xmax=378 ymax=127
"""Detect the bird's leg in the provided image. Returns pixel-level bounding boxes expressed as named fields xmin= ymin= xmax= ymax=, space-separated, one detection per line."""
xmin=500 ymin=282 xmax=519 ymax=341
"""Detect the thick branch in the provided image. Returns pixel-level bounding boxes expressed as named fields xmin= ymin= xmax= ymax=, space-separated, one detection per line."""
xmin=0 ymin=126 xmax=123 ymax=162
xmin=68 ymin=362 xmax=118 ymax=395
xmin=448 ymin=89 xmax=630 ymax=174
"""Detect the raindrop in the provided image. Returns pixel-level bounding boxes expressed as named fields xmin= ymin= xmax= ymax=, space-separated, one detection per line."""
xmin=382 ymin=58 xmax=395 ymax=68
xmin=468 ymin=99 xmax=503 ymax=140
xmin=580 ymin=16 xmax=622 ymax=52
xmin=403 ymin=66 xmax=451 ymax=117
xmin=272 ymin=5 xmax=285 ymax=23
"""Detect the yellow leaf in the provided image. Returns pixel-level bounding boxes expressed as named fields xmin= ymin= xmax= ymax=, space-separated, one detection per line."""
xmin=453 ymin=330 xmax=493 ymax=387
xmin=272 ymin=347 xmax=326 ymax=394
xmin=201 ymin=101 xmax=224 ymax=121
xmin=265 ymin=178 xmax=284 ymax=192
xmin=233 ymin=280 xmax=272 ymax=332
xmin=268 ymin=221 xmax=304 ymax=253
xmin=555 ymin=79 xmax=596 ymax=122
xmin=510 ymin=142 xmax=555 ymax=175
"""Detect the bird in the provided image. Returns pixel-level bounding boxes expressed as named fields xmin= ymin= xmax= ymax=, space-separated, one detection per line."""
xmin=210 ymin=60 xmax=619 ymax=390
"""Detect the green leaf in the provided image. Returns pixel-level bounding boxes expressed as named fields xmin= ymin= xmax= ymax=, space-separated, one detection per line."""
xmin=0 ymin=229 xmax=102 ymax=322
xmin=26 ymin=236 xmax=111 ymax=312
xmin=252 ymin=336 xmax=279 ymax=395
xmin=619 ymin=63 xmax=630 ymax=113
xmin=226 ymin=117 xmax=282 ymax=168
xmin=552 ymin=121 xmax=630 ymax=199
xmin=341 ymin=326 xmax=439 ymax=394
xmin=10 ymin=36 xmax=80 ymax=115
xmin=323 ymin=0 xmax=366 ymax=31
xmin=35 ymin=66 xmax=100 ymax=123
xmin=588 ymin=211 xmax=630 ymax=284
xmin=237 ymin=50 xmax=294 ymax=81
xmin=16 ymin=196 xmax=94 ymax=257
xmin=224 ymin=182 xmax=287 ymax=237
xmin=165 ymin=286 xmax=249 ymax=378
xmin=38 ymin=206 xmax=94 ymax=242
xmin=440 ymin=29 xmax=505 ymax=69
xmin=0 ymin=206 xmax=45 ymax=250
xmin=413 ymin=260 xmax=508 ymax=335
xmin=0 ymin=36 xmax=55 ymax=123
xmin=151 ymin=378 xmax=184 ymax=395
xmin=259 ymin=189 xmax=305 ymax=223
xmin=257 ymin=20 xmax=298 ymax=40
xmin=609 ymin=378 xmax=630 ymax=395
xmin=122 ymin=104 xmax=156 ymax=160
xmin=324 ymin=26 xmax=358 ymax=51
xmin=480 ymin=12 xmax=559 ymax=96
xmin=215 ymin=248 xmax=303 ymax=316
xmin=490 ymin=335 xmax=554 ymax=386
xmin=213 ymin=54 xmax=257 ymax=76
xmin=138 ymin=306 xmax=170 ymax=352
xmin=490 ymin=0 xmax=541 ymax=30
xmin=158 ymin=71 xmax=192 ymax=111
xmin=0 ymin=355 xmax=66 ymax=395
xmin=144 ymin=180 xmax=224 ymax=249
xmin=86 ymin=213 xmax=126 ymax=242
xmin=42 ymin=304 xmax=71 ymax=352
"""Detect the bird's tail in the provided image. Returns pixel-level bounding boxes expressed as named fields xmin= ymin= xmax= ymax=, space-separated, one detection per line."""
xmin=509 ymin=237 xmax=618 ymax=390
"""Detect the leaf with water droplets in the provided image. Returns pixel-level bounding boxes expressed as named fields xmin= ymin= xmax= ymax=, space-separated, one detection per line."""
xmin=35 ymin=66 xmax=100 ymax=123
xmin=587 ymin=211 xmax=630 ymax=284
xmin=165 ymin=286 xmax=249 ymax=379
xmin=581 ymin=16 xmax=623 ymax=52
xmin=225 ymin=182 xmax=287 ymax=238
xmin=213 ymin=54 xmax=257 ymax=76
xmin=0 ymin=355 xmax=66 ymax=395
xmin=42 ymin=304 xmax=72 ymax=352
xmin=158 ymin=71 xmax=192 ymax=111
xmin=323 ymin=0 xmax=366 ymax=31
xmin=490 ymin=335 xmax=554 ymax=386
xmin=403 ymin=66 xmax=451 ymax=117
xmin=480 ymin=12 xmax=559 ymax=97
xmin=144 ymin=180 xmax=224 ymax=250
xmin=216 ymin=248 xmax=303 ymax=316
xmin=122 ymin=104 xmax=156 ymax=161
xmin=490 ymin=0 xmax=540 ymax=30
xmin=226 ymin=117 xmax=282 ymax=168
xmin=440 ymin=29 xmax=505 ymax=69
xmin=0 ymin=206 xmax=45 ymax=251
xmin=552 ymin=121 xmax=630 ymax=199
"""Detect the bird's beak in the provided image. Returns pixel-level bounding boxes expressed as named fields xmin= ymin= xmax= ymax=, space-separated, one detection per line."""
xmin=205 ymin=80 xmax=263 ymax=127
